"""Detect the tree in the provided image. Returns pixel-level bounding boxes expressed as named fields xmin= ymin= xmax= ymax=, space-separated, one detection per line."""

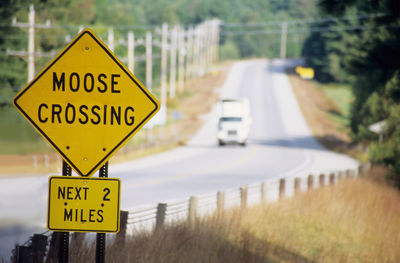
xmin=0 ymin=0 xmax=31 ymax=106
xmin=317 ymin=0 xmax=400 ymax=184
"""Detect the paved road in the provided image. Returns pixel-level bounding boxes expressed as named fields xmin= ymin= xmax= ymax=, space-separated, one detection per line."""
xmin=0 ymin=59 xmax=358 ymax=259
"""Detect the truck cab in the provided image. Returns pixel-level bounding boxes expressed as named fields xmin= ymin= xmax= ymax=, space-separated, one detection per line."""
xmin=217 ymin=99 xmax=251 ymax=146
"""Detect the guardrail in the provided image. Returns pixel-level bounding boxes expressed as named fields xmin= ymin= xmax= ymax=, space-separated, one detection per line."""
xmin=12 ymin=163 xmax=371 ymax=262
xmin=125 ymin=164 xmax=369 ymax=233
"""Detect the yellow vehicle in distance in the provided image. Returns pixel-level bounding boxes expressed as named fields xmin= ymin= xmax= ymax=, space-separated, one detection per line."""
xmin=295 ymin=66 xmax=314 ymax=80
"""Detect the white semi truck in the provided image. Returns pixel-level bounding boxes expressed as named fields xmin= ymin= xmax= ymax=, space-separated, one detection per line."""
xmin=217 ymin=98 xmax=251 ymax=146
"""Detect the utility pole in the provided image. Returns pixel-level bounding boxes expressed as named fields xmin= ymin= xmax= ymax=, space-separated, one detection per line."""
xmin=206 ymin=19 xmax=220 ymax=65
xmin=177 ymin=26 xmax=185 ymax=93
xmin=210 ymin=21 xmax=216 ymax=66
xmin=211 ymin=20 xmax=220 ymax=65
xmin=280 ymin=22 xmax=287 ymax=59
xmin=27 ymin=5 xmax=35 ymax=82
xmin=146 ymin=31 xmax=152 ymax=92
xmin=199 ymin=23 xmax=206 ymax=76
xmin=108 ymin=27 xmax=114 ymax=52
xmin=128 ymin=31 xmax=135 ymax=74
xmin=8 ymin=5 xmax=51 ymax=83
xmin=193 ymin=25 xmax=201 ymax=78
xmin=191 ymin=26 xmax=198 ymax=79
xmin=169 ymin=25 xmax=177 ymax=98
xmin=160 ymin=23 xmax=168 ymax=107
xmin=215 ymin=20 xmax=221 ymax=63
xmin=205 ymin=21 xmax=212 ymax=70
xmin=185 ymin=26 xmax=193 ymax=82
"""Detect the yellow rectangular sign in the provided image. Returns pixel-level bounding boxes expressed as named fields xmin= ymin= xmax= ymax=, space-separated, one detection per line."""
xmin=47 ymin=176 xmax=121 ymax=233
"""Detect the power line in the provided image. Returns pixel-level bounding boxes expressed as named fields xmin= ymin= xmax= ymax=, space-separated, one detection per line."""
xmin=221 ymin=23 xmax=400 ymax=36
xmin=221 ymin=13 xmax=387 ymax=28
xmin=0 ymin=12 xmax=386 ymax=30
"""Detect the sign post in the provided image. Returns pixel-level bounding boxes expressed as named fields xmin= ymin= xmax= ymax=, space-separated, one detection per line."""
xmin=13 ymin=29 xmax=160 ymax=262
xmin=60 ymin=161 xmax=71 ymax=263
xmin=97 ymin=162 xmax=108 ymax=263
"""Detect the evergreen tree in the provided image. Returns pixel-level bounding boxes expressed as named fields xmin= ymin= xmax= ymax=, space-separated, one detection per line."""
xmin=318 ymin=0 xmax=400 ymax=184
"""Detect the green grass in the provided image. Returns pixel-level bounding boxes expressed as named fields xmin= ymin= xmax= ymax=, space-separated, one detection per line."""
xmin=317 ymin=83 xmax=353 ymax=126
xmin=0 ymin=106 xmax=51 ymax=154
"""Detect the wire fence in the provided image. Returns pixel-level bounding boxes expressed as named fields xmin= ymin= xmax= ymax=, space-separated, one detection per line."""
xmin=11 ymin=162 xmax=371 ymax=262
xmin=124 ymin=163 xmax=368 ymax=233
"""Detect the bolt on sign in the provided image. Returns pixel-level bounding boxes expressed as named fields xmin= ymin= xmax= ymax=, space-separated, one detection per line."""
xmin=47 ymin=176 xmax=120 ymax=232
xmin=13 ymin=29 xmax=160 ymax=177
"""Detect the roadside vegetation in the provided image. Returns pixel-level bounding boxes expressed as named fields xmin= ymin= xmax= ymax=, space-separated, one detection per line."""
xmin=301 ymin=0 xmax=400 ymax=184
xmin=70 ymin=169 xmax=400 ymax=263
xmin=286 ymin=68 xmax=366 ymax=160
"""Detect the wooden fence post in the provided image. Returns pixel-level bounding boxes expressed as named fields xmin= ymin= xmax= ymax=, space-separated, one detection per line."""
xmin=279 ymin=178 xmax=286 ymax=200
xmin=188 ymin=196 xmax=198 ymax=227
xmin=358 ymin=165 xmax=363 ymax=176
xmin=294 ymin=177 xmax=301 ymax=195
xmin=31 ymin=234 xmax=47 ymax=263
xmin=261 ymin=181 xmax=268 ymax=203
xmin=345 ymin=169 xmax=351 ymax=179
xmin=307 ymin=174 xmax=314 ymax=190
xmin=46 ymin=232 xmax=59 ymax=262
xmin=114 ymin=210 xmax=128 ymax=247
xmin=366 ymin=162 xmax=372 ymax=172
xmin=329 ymin=173 xmax=335 ymax=185
xmin=217 ymin=191 xmax=225 ymax=216
xmin=240 ymin=185 xmax=248 ymax=211
xmin=155 ymin=203 xmax=167 ymax=232
xmin=338 ymin=171 xmax=344 ymax=181
xmin=319 ymin=173 xmax=325 ymax=188
xmin=46 ymin=232 xmax=68 ymax=263
xmin=15 ymin=245 xmax=32 ymax=263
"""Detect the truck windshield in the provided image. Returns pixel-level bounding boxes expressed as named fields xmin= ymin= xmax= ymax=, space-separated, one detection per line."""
xmin=220 ymin=117 xmax=242 ymax=122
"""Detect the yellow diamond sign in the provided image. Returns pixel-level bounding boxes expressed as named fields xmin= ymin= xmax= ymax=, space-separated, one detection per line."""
xmin=13 ymin=29 xmax=159 ymax=177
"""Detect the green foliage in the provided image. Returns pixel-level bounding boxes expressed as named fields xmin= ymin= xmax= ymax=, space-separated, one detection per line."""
xmin=313 ymin=0 xmax=400 ymax=184
xmin=301 ymin=18 xmax=357 ymax=83
xmin=219 ymin=40 xmax=240 ymax=61
xmin=369 ymin=105 xmax=400 ymax=186
xmin=319 ymin=83 xmax=353 ymax=126
xmin=0 ymin=0 xmax=31 ymax=103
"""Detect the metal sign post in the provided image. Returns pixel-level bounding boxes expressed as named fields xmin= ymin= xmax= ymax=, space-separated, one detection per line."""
xmin=96 ymin=162 xmax=108 ymax=263
xmin=60 ymin=160 xmax=71 ymax=263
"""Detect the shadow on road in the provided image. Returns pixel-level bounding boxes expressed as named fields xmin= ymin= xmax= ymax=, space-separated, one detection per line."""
xmin=249 ymin=135 xmax=348 ymax=152
xmin=185 ymin=135 xmax=345 ymax=152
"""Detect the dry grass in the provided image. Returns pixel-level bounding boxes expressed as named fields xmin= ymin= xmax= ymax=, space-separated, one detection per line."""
xmin=286 ymin=69 xmax=351 ymax=146
xmin=286 ymin=69 xmax=368 ymax=161
xmin=70 ymin=175 xmax=400 ymax=263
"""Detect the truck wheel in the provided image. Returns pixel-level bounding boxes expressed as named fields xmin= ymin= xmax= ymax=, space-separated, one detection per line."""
xmin=240 ymin=142 xmax=246 ymax=147
xmin=218 ymin=140 xmax=225 ymax=146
